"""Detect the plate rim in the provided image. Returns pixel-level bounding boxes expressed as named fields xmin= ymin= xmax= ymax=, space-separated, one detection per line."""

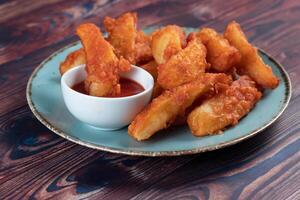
xmin=26 ymin=41 xmax=292 ymax=157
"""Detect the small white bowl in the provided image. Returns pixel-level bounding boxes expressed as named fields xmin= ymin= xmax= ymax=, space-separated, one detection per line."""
xmin=61 ymin=65 xmax=154 ymax=130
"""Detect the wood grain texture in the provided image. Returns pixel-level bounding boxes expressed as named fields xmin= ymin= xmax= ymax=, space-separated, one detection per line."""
xmin=0 ymin=0 xmax=299 ymax=199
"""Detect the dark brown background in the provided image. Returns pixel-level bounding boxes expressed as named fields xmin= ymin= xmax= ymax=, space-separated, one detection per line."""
xmin=0 ymin=0 xmax=299 ymax=199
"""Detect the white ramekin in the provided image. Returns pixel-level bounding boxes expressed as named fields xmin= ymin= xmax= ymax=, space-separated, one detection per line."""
xmin=61 ymin=65 xmax=154 ymax=130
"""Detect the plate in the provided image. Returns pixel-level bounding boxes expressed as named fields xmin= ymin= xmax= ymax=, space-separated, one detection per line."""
xmin=26 ymin=27 xmax=292 ymax=156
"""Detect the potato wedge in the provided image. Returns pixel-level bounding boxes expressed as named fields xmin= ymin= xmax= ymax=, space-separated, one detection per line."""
xmin=224 ymin=21 xmax=279 ymax=89
xmin=189 ymin=28 xmax=241 ymax=72
xmin=135 ymin=31 xmax=153 ymax=64
xmin=104 ymin=12 xmax=137 ymax=64
xmin=157 ymin=39 xmax=208 ymax=90
xmin=104 ymin=13 xmax=152 ymax=65
xmin=76 ymin=23 xmax=130 ymax=97
xmin=151 ymin=25 xmax=186 ymax=64
xmin=187 ymin=76 xmax=262 ymax=136
xmin=59 ymin=48 xmax=85 ymax=75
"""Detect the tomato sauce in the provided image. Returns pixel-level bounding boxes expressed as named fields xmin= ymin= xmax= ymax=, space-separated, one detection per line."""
xmin=72 ymin=78 xmax=145 ymax=97
xmin=72 ymin=81 xmax=87 ymax=95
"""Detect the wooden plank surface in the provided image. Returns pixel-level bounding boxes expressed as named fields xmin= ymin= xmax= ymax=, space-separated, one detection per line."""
xmin=0 ymin=0 xmax=299 ymax=199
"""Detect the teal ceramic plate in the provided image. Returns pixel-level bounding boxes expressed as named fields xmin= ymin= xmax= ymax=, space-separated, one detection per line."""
xmin=26 ymin=28 xmax=291 ymax=156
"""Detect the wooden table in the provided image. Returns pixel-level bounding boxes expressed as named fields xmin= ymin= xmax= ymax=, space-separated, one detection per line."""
xmin=0 ymin=0 xmax=299 ymax=199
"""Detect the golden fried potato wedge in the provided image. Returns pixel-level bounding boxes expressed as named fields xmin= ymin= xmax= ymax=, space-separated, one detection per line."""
xmin=76 ymin=23 xmax=130 ymax=97
xmin=151 ymin=25 xmax=186 ymax=64
xmin=135 ymin=31 xmax=153 ymax=64
xmin=128 ymin=73 xmax=232 ymax=141
xmin=189 ymin=28 xmax=241 ymax=72
xmin=224 ymin=21 xmax=279 ymax=89
xmin=187 ymin=76 xmax=262 ymax=136
xmin=195 ymin=28 xmax=218 ymax=45
xmin=104 ymin=12 xmax=137 ymax=64
xmin=206 ymin=35 xmax=241 ymax=72
xmin=157 ymin=39 xmax=208 ymax=90
xmin=59 ymin=48 xmax=86 ymax=75
xmin=104 ymin=13 xmax=152 ymax=65
xmin=201 ymin=28 xmax=241 ymax=72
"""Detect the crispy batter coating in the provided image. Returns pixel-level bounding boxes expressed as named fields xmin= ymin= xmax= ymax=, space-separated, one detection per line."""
xmin=194 ymin=28 xmax=218 ymax=44
xmin=188 ymin=28 xmax=241 ymax=72
xmin=104 ymin=12 xmax=137 ymax=64
xmin=157 ymin=39 xmax=209 ymax=90
xmin=128 ymin=73 xmax=232 ymax=141
xmin=135 ymin=31 xmax=153 ymax=64
xmin=104 ymin=13 xmax=153 ymax=65
xmin=224 ymin=21 xmax=279 ymax=89
xmin=151 ymin=25 xmax=186 ymax=64
xmin=187 ymin=76 xmax=262 ymax=136
xmin=141 ymin=60 xmax=158 ymax=79
xmin=60 ymin=24 xmax=152 ymax=76
xmin=76 ymin=23 xmax=130 ymax=97
xmin=59 ymin=48 xmax=86 ymax=75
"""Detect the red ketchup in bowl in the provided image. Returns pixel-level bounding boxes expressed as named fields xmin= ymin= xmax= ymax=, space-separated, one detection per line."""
xmin=72 ymin=77 xmax=145 ymax=97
